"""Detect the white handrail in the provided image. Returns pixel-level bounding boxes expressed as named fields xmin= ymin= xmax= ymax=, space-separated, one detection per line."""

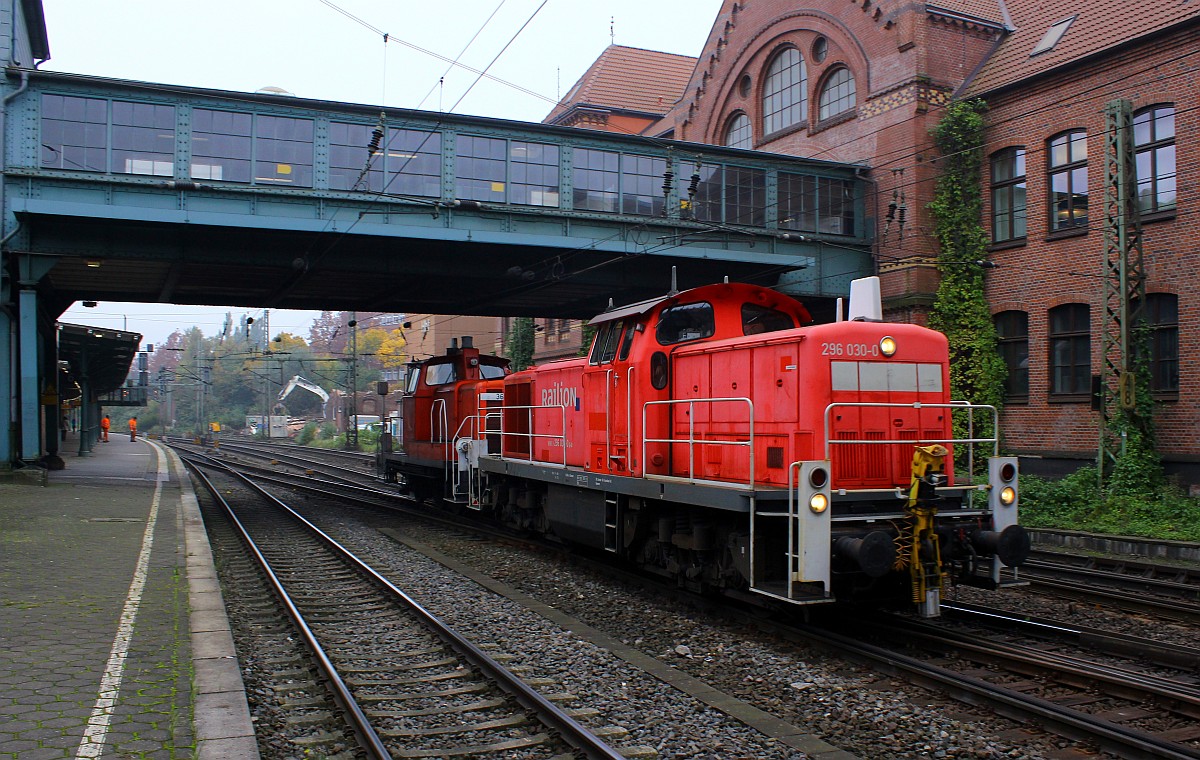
xmin=642 ymin=397 xmax=755 ymax=489
xmin=821 ymin=401 xmax=999 ymax=460
xmin=497 ymin=404 xmax=569 ymax=467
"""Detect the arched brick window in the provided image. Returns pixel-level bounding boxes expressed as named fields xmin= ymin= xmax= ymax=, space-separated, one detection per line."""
xmin=762 ymin=47 xmax=806 ymax=135
xmin=1048 ymin=303 xmax=1090 ymax=398
xmin=994 ymin=310 xmax=1029 ymax=401
xmin=1134 ymin=293 xmax=1179 ymax=395
xmin=1133 ymin=104 xmax=1176 ymax=214
xmin=1048 ymin=130 xmax=1088 ymax=232
xmin=724 ymin=112 xmax=752 ymax=149
xmin=817 ymin=67 xmax=856 ymax=121
xmin=991 ymin=147 xmax=1026 ymax=243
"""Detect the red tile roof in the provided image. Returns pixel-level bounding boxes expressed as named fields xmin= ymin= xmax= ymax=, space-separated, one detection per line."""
xmin=964 ymin=0 xmax=1200 ymax=95
xmin=929 ymin=1 xmax=1006 ymax=26
xmin=544 ymin=45 xmax=698 ymax=123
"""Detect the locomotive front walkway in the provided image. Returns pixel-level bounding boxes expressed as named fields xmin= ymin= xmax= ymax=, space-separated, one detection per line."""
xmin=0 ymin=435 xmax=257 ymax=759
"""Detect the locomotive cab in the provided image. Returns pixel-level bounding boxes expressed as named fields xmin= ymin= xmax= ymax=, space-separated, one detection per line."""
xmin=384 ymin=336 xmax=508 ymax=501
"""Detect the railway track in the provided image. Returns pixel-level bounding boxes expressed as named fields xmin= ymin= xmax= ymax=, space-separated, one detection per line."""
xmin=178 ymin=441 xmax=1200 ymax=757
xmin=801 ymin=608 xmax=1200 ymax=759
xmin=1006 ymin=550 xmax=1200 ymax=625
xmin=182 ymin=450 xmax=630 ymax=760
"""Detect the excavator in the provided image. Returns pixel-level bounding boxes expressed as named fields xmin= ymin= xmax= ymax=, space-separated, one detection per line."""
xmin=277 ymin=375 xmax=330 ymax=417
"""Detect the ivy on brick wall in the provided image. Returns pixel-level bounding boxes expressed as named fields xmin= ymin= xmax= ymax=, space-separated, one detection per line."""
xmin=1107 ymin=321 xmax=1162 ymax=495
xmin=927 ymin=99 xmax=1007 ymax=470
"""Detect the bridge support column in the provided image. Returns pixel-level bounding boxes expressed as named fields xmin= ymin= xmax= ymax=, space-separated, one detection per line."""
xmin=77 ymin=353 xmax=93 ymax=457
xmin=0 ymin=305 xmax=11 ymax=468
xmin=19 ymin=287 xmax=41 ymax=461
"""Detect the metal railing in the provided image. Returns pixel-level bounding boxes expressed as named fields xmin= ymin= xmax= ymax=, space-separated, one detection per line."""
xmin=495 ymin=404 xmax=569 ymax=468
xmin=642 ymin=397 xmax=755 ymax=489
xmin=822 ymin=401 xmax=999 ymax=501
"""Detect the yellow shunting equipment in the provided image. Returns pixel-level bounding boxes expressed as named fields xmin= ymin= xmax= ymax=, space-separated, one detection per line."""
xmin=906 ymin=444 xmax=947 ymax=610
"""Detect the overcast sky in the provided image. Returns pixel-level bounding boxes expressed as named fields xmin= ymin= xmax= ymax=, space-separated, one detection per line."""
xmin=46 ymin=0 xmax=723 ymax=348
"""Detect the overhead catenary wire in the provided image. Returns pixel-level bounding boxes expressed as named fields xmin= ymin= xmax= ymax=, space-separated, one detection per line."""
xmin=63 ymin=2 xmax=1200 ymax=338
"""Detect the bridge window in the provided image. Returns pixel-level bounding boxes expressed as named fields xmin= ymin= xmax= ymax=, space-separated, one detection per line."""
xmin=574 ymin=148 xmax=619 ymax=212
xmin=190 ymin=110 xmax=313 ymax=186
xmin=255 ymin=115 xmax=313 ymax=187
xmin=777 ymin=173 xmax=855 ymax=235
xmin=688 ymin=163 xmax=765 ymax=226
xmin=329 ymin=121 xmax=384 ymax=192
xmin=689 ymin=163 xmax=723 ymax=222
xmin=112 ymin=101 xmax=175 ymax=176
xmin=725 ymin=167 xmax=766 ymax=225
xmin=622 ymin=155 xmax=667 ymax=216
xmin=191 ymin=109 xmax=252 ymax=182
xmin=40 ymin=94 xmax=107 ymax=172
xmin=384 ymin=128 xmax=442 ymax=197
xmin=456 ymin=135 xmax=507 ymax=202
xmin=572 ymin=148 xmax=668 ymax=217
xmin=510 ymin=141 xmax=559 ymax=207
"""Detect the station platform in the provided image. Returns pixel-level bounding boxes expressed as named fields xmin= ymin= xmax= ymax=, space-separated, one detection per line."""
xmin=0 ymin=434 xmax=258 ymax=759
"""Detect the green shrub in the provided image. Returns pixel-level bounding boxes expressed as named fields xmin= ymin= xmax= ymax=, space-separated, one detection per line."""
xmin=1021 ymin=467 xmax=1200 ymax=541
xmin=295 ymin=422 xmax=318 ymax=445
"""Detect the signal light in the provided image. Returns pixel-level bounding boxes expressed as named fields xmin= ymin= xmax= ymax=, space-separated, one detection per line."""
xmin=999 ymin=486 xmax=1016 ymax=506
xmin=809 ymin=493 xmax=829 ymax=513
xmin=809 ymin=466 xmax=828 ymax=489
xmin=1000 ymin=462 xmax=1016 ymax=482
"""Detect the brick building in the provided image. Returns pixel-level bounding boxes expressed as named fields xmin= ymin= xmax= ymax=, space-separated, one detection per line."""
xmin=554 ymin=2 xmax=1200 ymax=482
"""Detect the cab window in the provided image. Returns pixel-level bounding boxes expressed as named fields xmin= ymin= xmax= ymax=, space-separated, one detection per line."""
xmin=742 ymin=303 xmax=795 ymax=335
xmin=424 ymin=362 xmax=457 ymax=386
xmin=656 ymin=302 xmax=715 ymax=345
xmin=479 ymin=364 xmax=506 ymax=380
xmin=589 ymin=321 xmax=624 ymax=364
xmin=617 ymin=319 xmax=638 ymax=360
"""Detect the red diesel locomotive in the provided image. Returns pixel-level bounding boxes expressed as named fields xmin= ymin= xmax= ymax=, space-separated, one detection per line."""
xmin=382 ymin=276 xmax=1029 ymax=617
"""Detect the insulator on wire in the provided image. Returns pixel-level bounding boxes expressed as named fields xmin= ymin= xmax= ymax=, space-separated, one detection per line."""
xmin=661 ymin=170 xmax=674 ymax=198
xmin=367 ymin=112 xmax=386 ymax=155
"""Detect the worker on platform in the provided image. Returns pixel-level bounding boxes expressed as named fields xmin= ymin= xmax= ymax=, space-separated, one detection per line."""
xmin=129 ymin=416 xmax=138 ymax=442
xmin=100 ymin=414 xmax=110 ymax=442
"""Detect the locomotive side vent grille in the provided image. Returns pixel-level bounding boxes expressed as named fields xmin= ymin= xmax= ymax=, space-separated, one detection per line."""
xmin=834 ymin=431 xmax=888 ymax=482
xmin=767 ymin=446 xmax=784 ymax=469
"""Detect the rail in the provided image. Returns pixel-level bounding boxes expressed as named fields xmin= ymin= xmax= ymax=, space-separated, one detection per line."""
xmin=498 ymin=403 xmax=570 ymax=467
xmin=822 ymin=401 xmax=999 ymax=485
xmin=642 ymin=397 xmax=755 ymax=489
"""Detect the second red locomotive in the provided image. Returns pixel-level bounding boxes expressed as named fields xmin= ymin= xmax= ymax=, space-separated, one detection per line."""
xmin=383 ymin=276 xmax=1029 ymax=617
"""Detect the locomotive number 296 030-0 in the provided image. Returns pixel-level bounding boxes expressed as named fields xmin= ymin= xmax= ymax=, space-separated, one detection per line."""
xmin=821 ymin=342 xmax=881 ymax=357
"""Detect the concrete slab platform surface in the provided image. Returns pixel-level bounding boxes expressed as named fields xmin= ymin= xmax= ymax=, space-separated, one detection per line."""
xmin=0 ymin=434 xmax=258 ymax=759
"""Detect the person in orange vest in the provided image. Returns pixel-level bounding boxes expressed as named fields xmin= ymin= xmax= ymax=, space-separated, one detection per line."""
xmin=129 ymin=416 xmax=138 ymax=442
xmin=100 ymin=415 xmax=110 ymax=442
